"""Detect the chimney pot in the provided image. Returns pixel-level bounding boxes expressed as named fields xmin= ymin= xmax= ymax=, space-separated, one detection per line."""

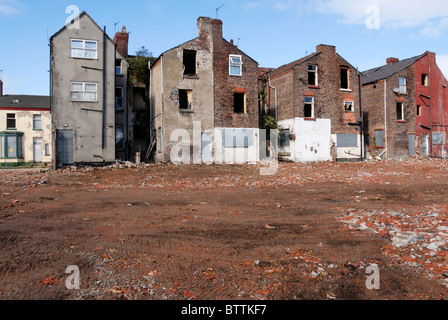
xmin=387 ymin=57 xmax=400 ymax=65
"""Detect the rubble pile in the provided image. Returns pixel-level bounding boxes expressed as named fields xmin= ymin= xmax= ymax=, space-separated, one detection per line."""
xmin=338 ymin=207 xmax=448 ymax=288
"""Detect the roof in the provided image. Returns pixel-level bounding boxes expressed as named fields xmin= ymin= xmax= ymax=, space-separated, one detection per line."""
xmin=268 ymin=52 xmax=321 ymax=78
xmin=361 ymin=52 xmax=428 ymax=85
xmin=0 ymin=95 xmax=50 ymax=110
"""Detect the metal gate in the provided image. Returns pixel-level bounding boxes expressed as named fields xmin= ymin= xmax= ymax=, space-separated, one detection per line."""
xmin=57 ymin=130 xmax=73 ymax=166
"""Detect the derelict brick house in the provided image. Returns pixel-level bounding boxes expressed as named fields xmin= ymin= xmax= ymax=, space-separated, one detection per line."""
xmin=362 ymin=52 xmax=448 ymax=160
xmin=263 ymin=44 xmax=362 ymax=162
xmin=50 ymin=11 xmax=129 ymax=167
xmin=150 ymin=17 xmax=260 ymax=164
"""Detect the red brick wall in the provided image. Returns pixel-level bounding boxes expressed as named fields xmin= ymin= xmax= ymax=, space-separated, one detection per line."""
xmin=211 ymin=20 xmax=259 ymax=128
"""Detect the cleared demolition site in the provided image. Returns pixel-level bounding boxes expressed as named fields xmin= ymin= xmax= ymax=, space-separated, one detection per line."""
xmin=0 ymin=158 xmax=447 ymax=300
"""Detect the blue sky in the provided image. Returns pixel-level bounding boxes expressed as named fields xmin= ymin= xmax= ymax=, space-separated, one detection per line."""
xmin=1 ymin=0 xmax=448 ymax=96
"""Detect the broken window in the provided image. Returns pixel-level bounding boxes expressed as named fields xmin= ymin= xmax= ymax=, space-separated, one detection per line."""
xmin=417 ymin=105 xmax=422 ymax=116
xmin=399 ymin=77 xmax=407 ymax=93
xmin=304 ymin=97 xmax=314 ymax=118
xmin=341 ymin=67 xmax=350 ymax=90
xmin=6 ymin=113 xmax=16 ymax=129
xmin=234 ymin=92 xmax=246 ymax=113
xmin=230 ymin=55 xmax=242 ymax=76
xmin=116 ymin=59 xmax=122 ymax=75
xmin=179 ymin=90 xmax=193 ymax=110
xmin=308 ymin=65 xmax=318 ymax=86
xmin=183 ymin=50 xmax=197 ymax=76
xmin=375 ymin=130 xmax=384 ymax=148
xmin=116 ymin=87 xmax=123 ymax=111
xmin=397 ymin=102 xmax=404 ymax=121
xmin=116 ymin=126 xmax=124 ymax=149
xmin=344 ymin=101 xmax=354 ymax=112
xmin=422 ymin=74 xmax=429 ymax=86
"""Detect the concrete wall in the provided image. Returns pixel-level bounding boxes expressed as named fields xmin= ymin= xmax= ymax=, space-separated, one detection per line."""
xmin=51 ymin=13 xmax=116 ymax=165
xmin=0 ymin=109 xmax=51 ymax=164
xmin=278 ymin=118 xmax=332 ymax=162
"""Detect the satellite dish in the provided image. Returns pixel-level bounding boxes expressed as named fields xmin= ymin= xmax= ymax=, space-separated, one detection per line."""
xmin=393 ymin=88 xmax=400 ymax=93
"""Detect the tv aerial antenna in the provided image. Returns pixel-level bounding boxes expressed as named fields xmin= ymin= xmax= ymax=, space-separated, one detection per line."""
xmin=114 ymin=21 xmax=121 ymax=34
xmin=216 ymin=5 xmax=224 ymax=18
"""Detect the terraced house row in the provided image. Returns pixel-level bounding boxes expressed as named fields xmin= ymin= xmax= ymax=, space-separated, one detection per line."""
xmin=1 ymin=12 xmax=447 ymax=167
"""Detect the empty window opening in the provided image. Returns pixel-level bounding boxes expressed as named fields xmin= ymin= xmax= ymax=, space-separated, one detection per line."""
xmin=179 ymin=90 xmax=193 ymax=110
xmin=341 ymin=67 xmax=350 ymax=90
xmin=397 ymin=102 xmax=404 ymax=121
xmin=279 ymin=129 xmax=291 ymax=147
xmin=422 ymin=74 xmax=429 ymax=86
xmin=183 ymin=50 xmax=197 ymax=76
xmin=417 ymin=105 xmax=422 ymax=116
xmin=234 ymin=92 xmax=246 ymax=113
xmin=6 ymin=113 xmax=16 ymax=129
xmin=308 ymin=65 xmax=318 ymax=86
xmin=304 ymin=97 xmax=314 ymax=118
xmin=344 ymin=101 xmax=354 ymax=112
xmin=399 ymin=77 xmax=407 ymax=93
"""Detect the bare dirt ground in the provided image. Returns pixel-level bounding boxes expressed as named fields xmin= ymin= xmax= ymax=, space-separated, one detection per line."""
xmin=0 ymin=159 xmax=447 ymax=300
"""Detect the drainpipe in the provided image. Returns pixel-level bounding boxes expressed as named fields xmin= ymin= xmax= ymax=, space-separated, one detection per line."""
xmin=161 ymin=55 xmax=164 ymax=162
xmin=268 ymin=76 xmax=278 ymax=121
xmin=384 ymin=79 xmax=388 ymax=158
xmin=102 ymin=26 xmax=107 ymax=150
xmin=358 ymin=69 xmax=364 ymax=161
xmin=429 ymin=65 xmax=433 ymax=156
xmin=149 ymin=62 xmax=153 ymax=158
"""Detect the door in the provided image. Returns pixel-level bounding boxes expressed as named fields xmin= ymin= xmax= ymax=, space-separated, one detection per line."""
xmin=33 ymin=138 xmax=43 ymax=163
xmin=422 ymin=134 xmax=429 ymax=155
xmin=408 ymin=134 xmax=415 ymax=156
xmin=201 ymin=132 xmax=213 ymax=164
xmin=57 ymin=130 xmax=73 ymax=166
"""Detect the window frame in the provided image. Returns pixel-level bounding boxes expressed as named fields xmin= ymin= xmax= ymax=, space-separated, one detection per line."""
xmin=304 ymin=96 xmax=315 ymax=119
xmin=0 ymin=132 xmax=24 ymax=159
xmin=115 ymin=59 xmax=122 ymax=75
xmin=6 ymin=113 xmax=16 ymax=130
xmin=344 ymin=101 xmax=355 ymax=113
xmin=422 ymin=74 xmax=429 ymax=86
xmin=70 ymin=39 xmax=98 ymax=60
xmin=308 ymin=65 xmax=318 ymax=87
xmin=396 ymin=101 xmax=405 ymax=121
xmin=340 ymin=67 xmax=350 ymax=90
xmin=33 ymin=114 xmax=42 ymax=130
xmin=116 ymin=87 xmax=124 ymax=111
xmin=229 ymin=54 xmax=243 ymax=76
xmin=70 ymin=82 xmax=98 ymax=102
xmin=399 ymin=77 xmax=407 ymax=93
xmin=417 ymin=105 xmax=422 ymax=116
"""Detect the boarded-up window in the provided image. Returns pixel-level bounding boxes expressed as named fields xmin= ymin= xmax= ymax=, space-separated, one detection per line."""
xmin=375 ymin=130 xmax=384 ymax=147
xmin=337 ymin=134 xmax=358 ymax=147
xmin=432 ymin=133 xmax=445 ymax=145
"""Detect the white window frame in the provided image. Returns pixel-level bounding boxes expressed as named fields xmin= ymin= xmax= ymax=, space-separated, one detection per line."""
xmin=70 ymin=82 xmax=98 ymax=102
xmin=308 ymin=65 xmax=318 ymax=86
xmin=399 ymin=77 xmax=407 ymax=93
xmin=116 ymin=59 xmax=122 ymax=75
xmin=33 ymin=114 xmax=42 ymax=130
xmin=344 ymin=101 xmax=354 ymax=112
xmin=70 ymin=39 xmax=98 ymax=60
xmin=304 ymin=96 xmax=315 ymax=118
xmin=229 ymin=55 xmax=243 ymax=76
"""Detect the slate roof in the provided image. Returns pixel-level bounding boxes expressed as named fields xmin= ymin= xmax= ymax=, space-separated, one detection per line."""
xmin=268 ymin=52 xmax=321 ymax=78
xmin=361 ymin=52 xmax=428 ymax=85
xmin=0 ymin=95 xmax=50 ymax=110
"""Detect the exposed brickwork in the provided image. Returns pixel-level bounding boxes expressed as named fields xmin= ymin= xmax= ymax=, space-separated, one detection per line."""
xmin=211 ymin=19 xmax=259 ymax=128
xmin=113 ymin=26 xmax=129 ymax=58
xmin=268 ymin=44 xmax=361 ymax=135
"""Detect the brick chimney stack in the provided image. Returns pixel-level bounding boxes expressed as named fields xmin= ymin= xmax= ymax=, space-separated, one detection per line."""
xmin=387 ymin=57 xmax=400 ymax=65
xmin=316 ymin=44 xmax=336 ymax=54
xmin=113 ymin=26 xmax=129 ymax=58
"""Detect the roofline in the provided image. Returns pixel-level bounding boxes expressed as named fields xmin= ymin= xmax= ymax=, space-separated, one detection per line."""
xmin=268 ymin=52 xmax=321 ymax=78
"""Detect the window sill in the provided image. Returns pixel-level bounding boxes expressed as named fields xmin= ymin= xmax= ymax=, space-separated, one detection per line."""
xmin=341 ymin=89 xmax=352 ymax=92
xmin=304 ymin=118 xmax=316 ymax=121
xmin=398 ymin=92 xmax=408 ymax=95
xmin=180 ymin=110 xmax=194 ymax=114
xmin=308 ymin=85 xmax=320 ymax=89
xmin=70 ymin=57 xmax=98 ymax=61
xmin=230 ymin=74 xmax=243 ymax=77
xmin=71 ymin=100 xmax=98 ymax=103
xmin=183 ymin=75 xmax=199 ymax=80
xmin=33 ymin=129 xmax=43 ymax=131
xmin=6 ymin=128 xmax=17 ymax=131
xmin=397 ymin=120 xmax=406 ymax=123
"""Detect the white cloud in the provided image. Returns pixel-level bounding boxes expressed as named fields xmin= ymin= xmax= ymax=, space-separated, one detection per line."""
xmin=0 ymin=0 xmax=21 ymax=16
xmin=437 ymin=54 xmax=448 ymax=80
xmin=314 ymin=0 xmax=448 ymax=29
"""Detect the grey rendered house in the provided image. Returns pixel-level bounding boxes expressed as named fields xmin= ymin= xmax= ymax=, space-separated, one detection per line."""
xmin=50 ymin=11 xmax=127 ymax=167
